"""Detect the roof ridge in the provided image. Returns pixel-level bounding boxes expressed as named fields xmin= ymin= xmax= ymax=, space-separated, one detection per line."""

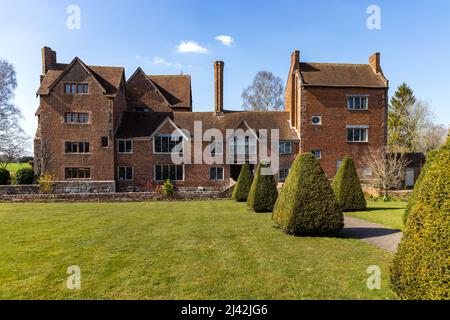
xmin=302 ymin=62 xmax=370 ymax=66
xmin=89 ymin=65 xmax=124 ymax=69
xmin=148 ymin=74 xmax=191 ymax=77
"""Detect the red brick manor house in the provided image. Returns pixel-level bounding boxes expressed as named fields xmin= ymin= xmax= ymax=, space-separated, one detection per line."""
xmin=34 ymin=47 xmax=388 ymax=192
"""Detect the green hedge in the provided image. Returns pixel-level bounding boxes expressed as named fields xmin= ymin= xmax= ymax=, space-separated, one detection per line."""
xmin=247 ymin=161 xmax=278 ymax=213
xmin=332 ymin=157 xmax=366 ymax=211
xmin=232 ymin=163 xmax=252 ymax=202
xmin=0 ymin=168 xmax=11 ymax=185
xmin=16 ymin=168 xmax=34 ymax=185
xmin=390 ymin=137 xmax=450 ymax=300
xmin=272 ymin=153 xmax=343 ymax=236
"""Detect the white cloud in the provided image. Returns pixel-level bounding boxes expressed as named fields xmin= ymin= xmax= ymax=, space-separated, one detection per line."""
xmin=215 ymin=35 xmax=234 ymax=46
xmin=151 ymin=57 xmax=184 ymax=69
xmin=176 ymin=41 xmax=208 ymax=54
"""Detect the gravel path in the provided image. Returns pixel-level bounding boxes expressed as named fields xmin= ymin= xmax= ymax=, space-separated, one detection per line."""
xmin=341 ymin=216 xmax=403 ymax=253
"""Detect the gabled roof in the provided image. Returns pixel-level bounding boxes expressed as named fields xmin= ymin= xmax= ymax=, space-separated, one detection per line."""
xmin=299 ymin=62 xmax=388 ymax=88
xmin=115 ymin=110 xmax=299 ymax=141
xmin=147 ymin=116 xmax=190 ymax=140
xmin=148 ymin=75 xmax=192 ymax=109
xmin=127 ymin=68 xmax=172 ymax=107
xmin=37 ymin=57 xmax=124 ymax=96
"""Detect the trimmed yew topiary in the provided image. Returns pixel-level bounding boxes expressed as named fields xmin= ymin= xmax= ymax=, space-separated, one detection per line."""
xmin=390 ymin=137 xmax=450 ymax=300
xmin=232 ymin=163 xmax=252 ymax=202
xmin=247 ymin=161 xmax=278 ymax=213
xmin=0 ymin=168 xmax=10 ymax=185
xmin=272 ymin=153 xmax=343 ymax=236
xmin=402 ymin=150 xmax=437 ymax=225
xmin=332 ymin=157 xmax=366 ymax=211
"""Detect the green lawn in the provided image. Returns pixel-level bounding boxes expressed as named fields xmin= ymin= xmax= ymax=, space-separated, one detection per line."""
xmin=0 ymin=200 xmax=396 ymax=300
xmin=346 ymin=201 xmax=407 ymax=230
xmin=5 ymin=163 xmax=31 ymax=174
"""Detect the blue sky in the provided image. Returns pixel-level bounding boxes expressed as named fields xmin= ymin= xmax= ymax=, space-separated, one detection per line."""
xmin=0 ymin=0 xmax=449 ymax=137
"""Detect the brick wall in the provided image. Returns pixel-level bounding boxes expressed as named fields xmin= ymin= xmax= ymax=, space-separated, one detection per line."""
xmin=300 ymin=86 xmax=387 ymax=177
xmin=126 ymin=69 xmax=171 ymax=112
xmin=115 ymin=120 xmax=299 ymax=191
xmin=36 ymin=61 xmax=129 ymax=182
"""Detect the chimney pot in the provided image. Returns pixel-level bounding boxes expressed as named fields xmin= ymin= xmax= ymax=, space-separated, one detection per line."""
xmin=292 ymin=50 xmax=300 ymax=67
xmin=214 ymin=61 xmax=224 ymax=114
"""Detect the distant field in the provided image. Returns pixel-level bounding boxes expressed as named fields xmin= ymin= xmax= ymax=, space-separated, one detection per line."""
xmin=5 ymin=163 xmax=31 ymax=174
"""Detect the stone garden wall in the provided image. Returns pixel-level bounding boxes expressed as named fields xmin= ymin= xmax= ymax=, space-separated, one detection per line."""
xmin=0 ymin=181 xmax=115 ymax=195
xmin=0 ymin=190 xmax=230 ymax=203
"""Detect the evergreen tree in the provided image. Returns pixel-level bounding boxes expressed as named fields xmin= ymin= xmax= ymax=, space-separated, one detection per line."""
xmin=0 ymin=168 xmax=10 ymax=185
xmin=232 ymin=163 xmax=252 ymax=202
xmin=403 ymin=150 xmax=437 ymax=224
xmin=247 ymin=161 xmax=278 ymax=212
xmin=272 ymin=153 xmax=343 ymax=236
xmin=332 ymin=157 xmax=367 ymax=211
xmin=388 ymin=83 xmax=416 ymax=151
xmin=15 ymin=167 xmax=34 ymax=185
xmin=390 ymin=137 xmax=450 ymax=299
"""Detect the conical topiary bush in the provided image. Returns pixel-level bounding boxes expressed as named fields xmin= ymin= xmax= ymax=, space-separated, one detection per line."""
xmin=402 ymin=150 xmax=437 ymax=225
xmin=390 ymin=137 xmax=450 ymax=300
xmin=272 ymin=153 xmax=343 ymax=236
xmin=232 ymin=162 xmax=252 ymax=202
xmin=247 ymin=161 xmax=278 ymax=213
xmin=332 ymin=157 xmax=367 ymax=211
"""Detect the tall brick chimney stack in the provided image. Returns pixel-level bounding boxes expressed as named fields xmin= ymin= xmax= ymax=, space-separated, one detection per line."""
xmin=369 ymin=52 xmax=382 ymax=74
xmin=42 ymin=46 xmax=57 ymax=75
xmin=291 ymin=50 xmax=300 ymax=70
xmin=286 ymin=50 xmax=300 ymax=128
xmin=214 ymin=61 xmax=224 ymax=115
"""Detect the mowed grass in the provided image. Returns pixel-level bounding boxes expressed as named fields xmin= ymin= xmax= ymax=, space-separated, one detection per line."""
xmin=5 ymin=163 xmax=31 ymax=174
xmin=346 ymin=201 xmax=407 ymax=230
xmin=0 ymin=200 xmax=396 ymax=300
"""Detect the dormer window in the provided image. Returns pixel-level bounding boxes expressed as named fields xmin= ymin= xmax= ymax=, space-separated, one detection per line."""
xmin=65 ymin=83 xmax=88 ymax=94
xmin=347 ymin=95 xmax=368 ymax=110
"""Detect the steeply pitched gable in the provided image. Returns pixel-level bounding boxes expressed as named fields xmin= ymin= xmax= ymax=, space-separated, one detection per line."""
xmin=37 ymin=57 xmax=124 ymax=96
xmin=148 ymin=75 xmax=192 ymax=110
xmin=126 ymin=68 xmax=172 ymax=111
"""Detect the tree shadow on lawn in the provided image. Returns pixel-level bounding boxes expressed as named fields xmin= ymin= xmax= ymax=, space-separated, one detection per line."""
xmin=340 ymin=227 xmax=402 ymax=240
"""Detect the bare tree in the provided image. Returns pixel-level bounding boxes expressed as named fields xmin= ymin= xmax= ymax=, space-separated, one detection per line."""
xmin=363 ymin=148 xmax=410 ymax=200
xmin=404 ymin=99 xmax=432 ymax=152
xmin=0 ymin=59 xmax=28 ymax=167
xmin=242 ymin=71 xmax=284 ymax=111
xmin=418 ymin=123 xmax=448 ymax=154
xmin=1 ymin=60 xmax=20 ymax=135
xmin=0 ymin=124 xmax=28 ymax=169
